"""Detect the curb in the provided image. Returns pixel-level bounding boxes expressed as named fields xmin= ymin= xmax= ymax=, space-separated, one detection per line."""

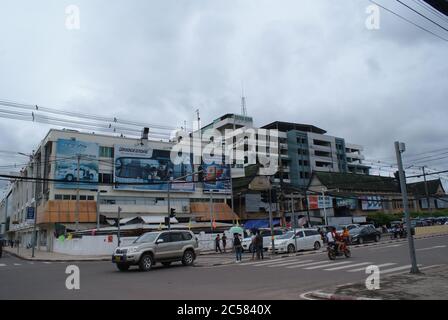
xmin=4 ymin=250 xmax=110 ymax=262
xmin=306 ymin=291 xmax=379 ymax=301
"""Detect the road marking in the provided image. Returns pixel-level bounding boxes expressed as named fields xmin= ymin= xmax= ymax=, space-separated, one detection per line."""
xmin=348 ymin=262 xmax=396 ymax=272
xmin=0 ymin=264 xmax=6 ymax=267
xmin=419 ymin=264 xmax=441 ymax=271
xmin=416 ymin=245 xmax=446 ymax=251
xmin=286 ymin=260 xmax=335 ymax=269
xmin=42 ymin=262 xmax=52 ymax=264
xmin=381 ymin=264 xmax=422 ymax=274
xmin=240 ymin=259 xmax=284 ymax=266
xmin=13 ymin=263 xmax=21 ymax=266
xmin=303 ymin=261 xmax=353 ymax=270
xmin=324 ymin=262 xmax=372 ymax=271
xmin=266 ymin=260 xmax=314 ymax=268
xmin=370 ymin=244 xmax=403 ymax=250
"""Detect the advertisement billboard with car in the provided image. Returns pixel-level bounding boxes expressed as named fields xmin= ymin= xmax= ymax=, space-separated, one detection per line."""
xmin=113 ymin=144 xmax=194 ymax=192
xmin=54 ymin=139 xmax=99 ymax=189
xmin=201 ymin=161 xmax=231 ymax=193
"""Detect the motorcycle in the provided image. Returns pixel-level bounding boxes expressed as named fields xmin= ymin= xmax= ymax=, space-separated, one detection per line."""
xmin=390 ymin=228 xmax=407 ymax=240
xmin=327 ymin=243 xmax=351 ymax=260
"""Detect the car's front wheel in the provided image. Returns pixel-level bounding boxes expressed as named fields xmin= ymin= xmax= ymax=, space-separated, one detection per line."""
xmin=116 ymin=263 xmax=129 ymax=271
xmin=287 ymin=244 xmax=295 ymax=253
xmin=139 ymin=253 xmax=153 ymax=271
xmin=358 ymin=237 xmax=364 ymax=244
xmin=314 ymin=241 xmax=321 ymax=250
xmin=65 ymin=174 xmax=74 ymax=182
xmin=182 ymin=250 xmax=195 ymax=266
xmin=374 ymin=235 xmax=380 ymax=242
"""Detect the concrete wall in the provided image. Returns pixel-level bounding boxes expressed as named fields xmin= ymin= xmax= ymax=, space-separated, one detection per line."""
xmin=414 ymin=225 xmax=448 ymax=236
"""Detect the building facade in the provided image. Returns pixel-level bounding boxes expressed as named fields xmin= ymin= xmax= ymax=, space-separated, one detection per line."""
xmin=2 ymin=129 xmax=237 ymax=251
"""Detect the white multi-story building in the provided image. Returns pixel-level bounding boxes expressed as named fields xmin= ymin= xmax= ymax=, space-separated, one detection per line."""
xmin=1 ymin=128 xmax=237 ymax=251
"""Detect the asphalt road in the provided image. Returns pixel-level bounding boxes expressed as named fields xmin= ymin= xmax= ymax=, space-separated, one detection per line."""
xmin=0 ymin=235 xmax=447 ymax=300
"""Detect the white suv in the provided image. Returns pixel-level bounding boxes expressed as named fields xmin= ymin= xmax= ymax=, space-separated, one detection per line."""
xmin=269 ymin=228 xmax=323 ymax=253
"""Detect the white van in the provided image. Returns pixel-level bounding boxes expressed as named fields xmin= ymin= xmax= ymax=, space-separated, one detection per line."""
xmin=269 ymin=228 xmax=323 ymax=253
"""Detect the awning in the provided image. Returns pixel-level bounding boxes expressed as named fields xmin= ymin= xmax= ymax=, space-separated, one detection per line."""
xmin=243 ymin=219 xmax=281 ymax=230
xmin=61 ymin=223 xmax=99 ymax=231
xmin=190 ymin=202 xmax=239 ymax=222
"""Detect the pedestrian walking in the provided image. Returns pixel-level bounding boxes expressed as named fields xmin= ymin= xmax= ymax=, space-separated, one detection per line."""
xmin=250 ymin=231 xmax=257 ymax=260
xmin=255 ymin=230 xmax=264 ymax=260
xmin=215 ymin=234 xmax=222 ymax=253
xmin=222 ymin=233 xmax=227 ymax=253
xmin=233 ymin=233 xmax=242 ymax=263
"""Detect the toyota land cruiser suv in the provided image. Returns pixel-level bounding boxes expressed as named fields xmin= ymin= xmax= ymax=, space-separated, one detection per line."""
xmin=112 ymin=230 xmax=199 ymax=271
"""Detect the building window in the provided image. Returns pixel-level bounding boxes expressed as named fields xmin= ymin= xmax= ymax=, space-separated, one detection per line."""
xmin=99 ymin=173 xmax=113 ymax=184
xmin=80 ymin=195 xmax=87 ymax=201
xmin=87 ymin=195 xmax=94 ymax=200
xmin=63 ymin=195 xmax=71 ymax=200
xmin=99 ymin=146 xmax=114 ymax=158
xmin=55 ymin=194 xmax=63 ymax=200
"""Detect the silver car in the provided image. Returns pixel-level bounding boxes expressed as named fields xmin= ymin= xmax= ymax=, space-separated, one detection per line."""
xmin=112 ymin=230 xmax=199 ymax=271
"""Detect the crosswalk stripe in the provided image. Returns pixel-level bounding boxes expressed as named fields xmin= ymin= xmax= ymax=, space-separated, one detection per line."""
xmin=324 ymin=262 xmax=372 ymax=271
xmin=42 ymin=262 xmax=51 ymax=264
xmin=240 ymin=259 xmax=284 ymax=266
xmin=419 ymin=265 xmax=441 ymax=271
xmin=348 ymin=263 xmax=396 ymax=272
xmin=381 ymin=264 xmax=423 ymax=274
xmin=304 ymin=261 xmax=353 ymax=270
xmin=13 ymin=263 xmax=21 ymax=266
xmin=286 ymin=260 xmax=334 ymax=269
xmin=0 ymin=264 xmax=6 ymax=267
xmin=370 ymin=244 xmax=403 ymax=250
xmin=266 ymin=260 xmax=314 ymax=268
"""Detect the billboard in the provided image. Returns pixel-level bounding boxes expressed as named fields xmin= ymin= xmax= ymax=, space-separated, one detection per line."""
xmin=55 ymin=139 xmax=99 ymax=189
xmin=307 ymin=195 xmax=333 ymax=210
xmin=202 ymin=161 xmax=231 ymax=193
xmin=361 ymin=196 xmax=383 ymax=211
xmin=113 ymin=144 xmax=194 ymax=192
xmin=336 ymin=198 xmax=358 ymax=210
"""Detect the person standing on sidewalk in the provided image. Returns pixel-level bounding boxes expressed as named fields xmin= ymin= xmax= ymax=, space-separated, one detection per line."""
xmin=215 ymin=234 xmax=222 ymax=253
xmin=233 ymin=233 xmax=242 ymax=263
xmin=222 ymin=233 xmax=227 ymax=253
xmin=250 ymin=231 xmax=257 ymax=260
xmin=255 ymin=230 xmax=264 ymax=260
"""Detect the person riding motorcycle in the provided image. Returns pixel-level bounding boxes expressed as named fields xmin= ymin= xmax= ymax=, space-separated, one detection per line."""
xmin=341 ymin=227 xmax=350 ymax=246
xmin=325 ymin=228 xmax=336 ymax=250
xmin=335 ymin=228 xmax=345 ymax=253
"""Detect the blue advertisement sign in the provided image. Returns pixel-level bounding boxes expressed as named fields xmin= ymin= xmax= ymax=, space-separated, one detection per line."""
xmin=202 ymin=162 xmax=231 ymax=193
xmin=113 ymin=144 xmax=194 ymax=192
xmin=26 ymin=207 xmax=35 ymax=222
xmin=55 ymin=139 xmax=99 ymax=189
xmin=336 ymin=198 xmax=358 ymax=210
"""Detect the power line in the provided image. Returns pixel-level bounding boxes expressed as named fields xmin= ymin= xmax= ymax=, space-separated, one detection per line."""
xmin=367 ymin=0 xmax=448 ymax=42
xmin=395 ymin=0 xmax=448 ymax=33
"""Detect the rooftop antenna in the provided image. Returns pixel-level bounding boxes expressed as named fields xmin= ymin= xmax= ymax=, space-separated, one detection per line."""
xmin=241 ymin=84 xmax=247 ymax=117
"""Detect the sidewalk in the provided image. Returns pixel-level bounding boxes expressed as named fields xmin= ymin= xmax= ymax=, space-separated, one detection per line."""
xmin=3 ymin=247 xmax=110 ymax=262
xmin=307 ymin=265 xmax=448 ymax=300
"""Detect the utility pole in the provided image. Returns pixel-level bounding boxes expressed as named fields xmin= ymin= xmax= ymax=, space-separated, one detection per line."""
xmin=291 ymin=193 xmax=297 ymax=252
xmin=268 ymin=184 xmax=275 ymax=253
xmin=209 ymin=190 xmax=214 ymax=233
xmin=31 ymin=153 xmax=38 ymax=258
xmin=395 ymin=141 xmax=419 ymax=274
xmin=167 ymin=180 xmax=171 ymax=231
xmin=75 ymin=154 xmax=80 ymax=232
xmin=321 ymin=188 xmax=328 ymax=226
xmin=117 ymin=206 xmax=122 ymax=246
xmin=422 ymin=166 xmax=432 ymax=212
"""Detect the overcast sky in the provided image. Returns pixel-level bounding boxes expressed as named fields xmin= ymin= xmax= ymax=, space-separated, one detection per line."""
xmin=1 ymin=0 xmax=447 ymax=195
